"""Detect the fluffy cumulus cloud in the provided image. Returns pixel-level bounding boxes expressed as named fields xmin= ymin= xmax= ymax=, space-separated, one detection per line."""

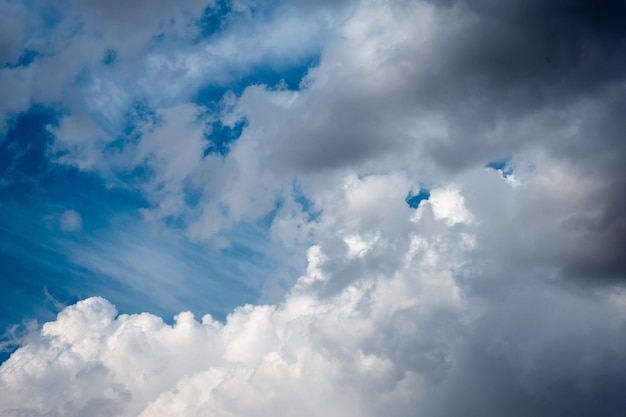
xmin=2 ymin=176 xmax=626 ymax=416
xmin=2 ymin=0 xmax=626 ymax=416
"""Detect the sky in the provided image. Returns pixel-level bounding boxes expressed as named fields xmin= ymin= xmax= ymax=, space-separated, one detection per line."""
xmin=0 ymin=0 xmax=625 ymax=415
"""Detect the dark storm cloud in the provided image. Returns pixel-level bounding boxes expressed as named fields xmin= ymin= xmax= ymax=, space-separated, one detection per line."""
xmin=562 ymin=179 xmax=626 ymax=280
xmin=423 ymin=279 xmax=626 ymax=417
xmin=255 ymin=0 xmax=626 ymax=280
xmin=259 ymin=0 xmax=626 ymax=173
xmin=411 ymin=0 xmax=626 ymax=168
xmin=427 ymin=0 xmax=626 ymax=92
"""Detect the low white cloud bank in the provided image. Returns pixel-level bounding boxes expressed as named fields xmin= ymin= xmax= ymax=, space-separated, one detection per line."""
xmin=2 ymin=173 xmax=626 ymax=416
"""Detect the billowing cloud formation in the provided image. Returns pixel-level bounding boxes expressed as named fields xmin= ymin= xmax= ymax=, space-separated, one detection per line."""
xmin=2 ymin=174 xmax=626 ymax=416
xmin=2 ymin=0 xmax=626 ymax=415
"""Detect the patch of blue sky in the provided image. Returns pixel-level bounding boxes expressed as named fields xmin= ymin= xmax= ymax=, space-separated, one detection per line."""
xmin=188 ymin=0 xmax=326 ymax=110
xmin=193 ymin=55 xmax=321 ymax=109
xmin=292 ymin=181 xmax=321 ymax=223
xmin=0 ymin=180 xmax=149 ymax=335
xmin=53 ymin=212 xmax=293 ymax=329
xmin=0 ymin=203 xmax=119 ymax=363
xmin=195 ymin=0 xmax=307 ymax=42
xmin=244 ymin=58 xmax=320 ymax=91
xmin=193 ymin=85 xmax=229 ymax=112
xmin=0 ymin=106 xmax=148 ymax=360
xmin=123 ymin=101 xmax=161 ymax=137
xmin=182 ymin=186 xmax=203 ymax=210
xmin=257 ymin=183 xmax=320 ymax=230
xmin=58 ymin=217 xmax=269 ymax=322
xmin=1 ymin=106 xmax=146 ymax=213
xmin=2 ymin=49 xmax=40 ymax=69
xmin=0 ymin=221 xmax=72 ymax=363
xmin=193 ymin=57 xmax=319 ymax=156
xmin=1 ymin=105 xmax=302 ymax=364
xmin=218 ymin=227 xmax=277 ymax=285
xmin=486 ymin=156 xmax=514 ymax=178
xmin=101 ymin=100 xmax=161 ymax=157
xmin=196 ymin=0 xmax=232 ymax=40
xmin=0 ymin=199 xmax=285 ymax=364
xmin=0 ymin=106 xmax=60 ymax=199
xmin=258 ymin=198 xmax=284 ymax=230
xmin=203 ymin=119 xmax=247 ymax=157
xmin=406 ymin=188 xmax=431 ymax=209
xmin=97 ymin=103 xmax=161 ymax=185
xmin=102 ymin=49 xmax=118 ymax=66
xmin=214 ymin=218 xmax=305 ymax=299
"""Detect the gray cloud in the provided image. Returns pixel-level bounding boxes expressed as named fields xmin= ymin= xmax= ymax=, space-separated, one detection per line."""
xmin=227 ymin=0 xmax=626 ymax=280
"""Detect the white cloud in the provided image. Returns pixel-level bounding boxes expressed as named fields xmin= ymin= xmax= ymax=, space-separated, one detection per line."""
xmin=427 ymin=187 xmax=472 ymax=226
xmin=59 ymin=209 xmax=83 ymax=233
xmin=0 ymin=174 xmax=467 ymax=415
xmin=3 ymin=173 xmax=626 ymax=416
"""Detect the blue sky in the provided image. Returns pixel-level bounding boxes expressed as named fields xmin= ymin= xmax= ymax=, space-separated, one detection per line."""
xmin=0 ymin=104 xmax=285 ymax=361
xmin=0 ymin=1 xmax=320 ymax=357
xmin=1 ymin=1 xmax=626 ymax=416
xmin=0 ymin=92 xmax=309 ymax=349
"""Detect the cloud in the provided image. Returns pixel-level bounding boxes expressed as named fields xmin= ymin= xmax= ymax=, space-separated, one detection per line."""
xmin=2 ymin=0 xmax=626 ymax=415
xmin=59 ymin=210 xmax=83 ymax=233
xmin=220 ymin=0 xmax=626 ymax=280
xmin=427 ymin=187 xmax=472 ymax=226
xmin=0 ymin=2 xmax=26 ymax=65
xmin=2 ymin=173 xmax=626 ymax=416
